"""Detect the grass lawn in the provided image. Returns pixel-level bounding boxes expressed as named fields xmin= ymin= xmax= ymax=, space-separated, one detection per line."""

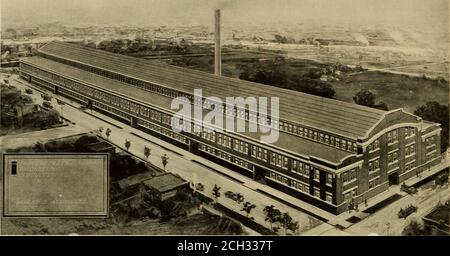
xmin=1 ymin=213 xmax=242 ymax=235
xmin=330 ymin=71 xmax=449 ymax=113
xmin=164 ymin=51 xmax=447 ymax=113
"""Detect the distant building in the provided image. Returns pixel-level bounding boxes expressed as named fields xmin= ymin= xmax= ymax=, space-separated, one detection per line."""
xmin=422 ymin=202 xmax=449 ymax=235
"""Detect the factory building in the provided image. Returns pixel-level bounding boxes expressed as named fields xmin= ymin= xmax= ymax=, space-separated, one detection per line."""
xmin=19 ymin=41 xmax=442 ymax=214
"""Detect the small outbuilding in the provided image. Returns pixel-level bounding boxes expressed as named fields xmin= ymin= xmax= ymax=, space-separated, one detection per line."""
xmin=143 ymin=173 xmax=189 ymax=201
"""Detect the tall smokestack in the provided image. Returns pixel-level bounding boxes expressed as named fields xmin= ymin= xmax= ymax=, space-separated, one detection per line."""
xmin=214 ymin=9 xmax=222 ymax=76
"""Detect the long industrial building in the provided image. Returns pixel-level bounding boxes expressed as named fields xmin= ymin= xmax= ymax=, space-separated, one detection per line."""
xmin=19 ymin=41 xmax=442 ymax=214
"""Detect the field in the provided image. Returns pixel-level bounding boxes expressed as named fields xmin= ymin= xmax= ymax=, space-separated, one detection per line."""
xmin=163 ymin=50 xmax=448 ymax=113
xmin=331 ymin=71 xmax=449 ymax=113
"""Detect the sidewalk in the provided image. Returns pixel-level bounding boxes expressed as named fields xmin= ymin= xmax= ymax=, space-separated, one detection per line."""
xmin=404 ymin=160 xmax=449 ymax=187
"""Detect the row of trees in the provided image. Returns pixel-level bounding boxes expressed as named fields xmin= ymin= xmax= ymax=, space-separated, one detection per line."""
xmin=98 ymin=127 xmax=170 ymax=170
xmin=237 ymin=57 xmax=336 ymax=98
xmin=211 ymin=184 xmax=299 ymax=235
xmin=353 ymin=89 xmax=389 ymax=111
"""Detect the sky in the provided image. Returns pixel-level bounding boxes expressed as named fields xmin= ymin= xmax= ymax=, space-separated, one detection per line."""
xmin=1 ymin=0 xmax=448 ymax=29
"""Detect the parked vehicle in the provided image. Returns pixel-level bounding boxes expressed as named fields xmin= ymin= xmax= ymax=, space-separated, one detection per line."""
xmin=224 ymin=191 xmax=235 ymax=199
xmin=398 ymin=205 xmax=418 ymax=219
xmin=25 ymin=88 xmax=33 ymax=94
xmin=195 ymin=183 xmax=204 ymax=192
xmin=401 ymin=183 xmax=418 ymax=195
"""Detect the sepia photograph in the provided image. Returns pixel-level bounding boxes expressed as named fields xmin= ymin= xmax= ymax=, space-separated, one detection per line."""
xmin=0 ymin=0 xmax=448 ymax=238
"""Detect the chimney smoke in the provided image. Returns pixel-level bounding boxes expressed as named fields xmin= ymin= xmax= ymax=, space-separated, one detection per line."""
xmin=214 ymin=9 xmax=221 ymax=76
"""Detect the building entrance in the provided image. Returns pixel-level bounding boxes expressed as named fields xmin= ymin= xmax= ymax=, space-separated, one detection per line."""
xmin=388 ymin=172 xmax=399 ymax=185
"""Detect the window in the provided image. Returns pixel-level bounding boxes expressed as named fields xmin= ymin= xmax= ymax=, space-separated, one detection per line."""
xmin=305 ymin=165 xmax=310 ymax=177
xmin=319 ymin=133 xmax=324 ymax=142
xmin=388 ymin=130 xmax=398 ymax=144
xmin=304 ymin=185 xmax=310 ymax=194
xmin=347 ymin=141 xmax=352 ymax=151
xmin=277 ymin=154 xmax=283 ymax=167
xmin=283 ymin=157 xmax=289 ymax=169
xmin=342 ymin=172 xmax=348 ymax=183
xmin=314 ymin=169 xmax=320 ymax=181
xmin=326 ymin=193 xmax=333 ymax=203
xmin=326 ymin=173 xmax=332 ymax=186
xmin=314 ymin=188 xmax=320 ymax=198
xmin=341 ymin=139 xmax=347 ymax=150
xmin=292 ymin=160 xmax=298 ymax=173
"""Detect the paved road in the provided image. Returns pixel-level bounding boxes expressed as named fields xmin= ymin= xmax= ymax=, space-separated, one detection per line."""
xmin=346 ymin=184 xmax=449 ymax=235
xmin=8 ymin=74 xmax=323 ymax=234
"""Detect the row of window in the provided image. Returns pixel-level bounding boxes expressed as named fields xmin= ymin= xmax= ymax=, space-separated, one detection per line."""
xmin=138 ymin=119 xmax=189 ymax=145
xmin=388 ymin=151 xmax=399 ymax=164
xmin=199 ymin=144 xmax=252 ymax=170
xmin=344 ymin=188 xmax=357 ymax=202
xmin=31 ymin=58 xmax=361 ymax=154
xmin=24 ymin=64 xmax=352 ymax=185
xmin=92 ymin=101 xmax=131 ymax=121
xmin=286 ymin=125 xmax=357 ymax=153
xmin=342 ymin=168 xmax=357 ymax=184
xmin=405 ymin=160 xmax=416 ymax=171
xmin=367 ymin=139 xmax=380 ymax=152
xmin=368 ymin=159 xmax=380 ymax=173
xmin=368 ymin=177 xmax=381 ymax=189
xmin=426 ymin=136 xmax=436 ymax=148
xmin=251 ymin=146 xmax=268 ymax=162
xmin=269 ymin=171 xmax=333 ymax=203
xmin=387 ymin=129 xmax=398 ymax=144
xmin=405 ymin=127 xmax=416 ymax=138
xmin=405 ymin=143 xmax=416 ymax=157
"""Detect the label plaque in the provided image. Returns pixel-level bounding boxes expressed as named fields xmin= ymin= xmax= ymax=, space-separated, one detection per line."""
xmin=3 ymin=154 xmax=108 ymax=217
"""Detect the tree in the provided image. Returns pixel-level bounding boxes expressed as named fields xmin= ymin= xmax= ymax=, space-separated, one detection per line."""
xmin=144 ymin=146 xmax=151 ymax=159
xmin=353 ymin=89 xmax=375 ymax=107
xmin=374 ymin=101 xmax=389 ymax=111
xmin=287 ymin=219 xmax=300 ymax=234
xmin=237 ymin=58 xmax=336 ymax=99
xmin=124 ymin=139 xmax=131 ymax=151
xmin=402 ymin=220 xmax=429 ymax=236
xmin=105 ymin=128 xmax=111 ymax=139
xmin=212 ymin=184 xmax=221 ymax=203
xmin=280 ymin=212 xmax=297 ymax=235
xmin=288 ymin=76 xmax=336 ymax=98
xmin=414 ymin=102 xmax=449 ymax=152
xmin=161 ymin=154 xmax=169 ymax=170
xmin=238 ymin=57 xmax=289 ymax=87
xmin=263 ymin=205 xmax=280 ymax=229
xmin=241 ymin=201 xmax=256 ymax=218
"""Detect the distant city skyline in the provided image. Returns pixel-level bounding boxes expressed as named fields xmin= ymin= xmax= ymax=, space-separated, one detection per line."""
xmin=1 ymin=0 xmax=448 ymax=31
